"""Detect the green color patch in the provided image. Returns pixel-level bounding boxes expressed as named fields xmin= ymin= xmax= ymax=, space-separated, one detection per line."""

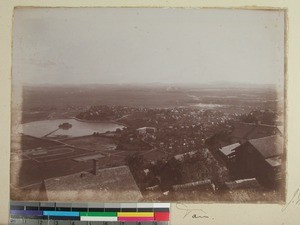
xmin=80 ymin=212 xmax=117 ymax=217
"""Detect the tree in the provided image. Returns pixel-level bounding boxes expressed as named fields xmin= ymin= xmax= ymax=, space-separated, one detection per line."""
xmin=125 ymin=153 xmax=144 ymax=171
xmin=125 ymin=153 xmax=147 ymax=189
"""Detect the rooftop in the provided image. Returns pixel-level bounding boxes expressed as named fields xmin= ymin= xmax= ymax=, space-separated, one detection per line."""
xmin=73 ymin=153 xmax=105 ymax=162
xmin=265 ymin=156 xmax=282 ymax=167
xmin=172 ymin=179 xmax=212 ymax=191
xmin=231 ymin=122 xmax=280 ymax=141
xmin=44 ymin=165 xmax=143 ymax=202
xmin=173 ymin=151 xmax=197 ymax=162
xmin=225 ymin=178 xmax=261 ymax=190
xmin=248 ymin=135 xmax=284 ymax=159
xmin=219 ymin=143 xmax=240 ymax=156
xmin=277 ymin=126 xmax=284 ymax=135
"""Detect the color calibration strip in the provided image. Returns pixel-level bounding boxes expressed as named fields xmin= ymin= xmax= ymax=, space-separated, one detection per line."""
xmin=10 ymin=202 xmax=170 ymax=223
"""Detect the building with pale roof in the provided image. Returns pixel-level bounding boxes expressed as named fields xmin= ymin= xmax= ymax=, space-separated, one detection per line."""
xmin=43 ymin=164 xmax=143 ymax=202
xmin=218 ymin=143 xmax=240 ymax=163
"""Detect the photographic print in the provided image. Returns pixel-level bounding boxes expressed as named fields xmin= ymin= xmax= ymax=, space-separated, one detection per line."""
xmin=11 ymin=7 xmax=285 ymax=202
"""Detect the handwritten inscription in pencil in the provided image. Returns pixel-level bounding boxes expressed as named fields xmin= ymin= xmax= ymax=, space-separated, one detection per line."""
xmin=176 ymin=203 xmax=212 ymax=219
xmin=282 ymin=188 xmax=300 ymax=212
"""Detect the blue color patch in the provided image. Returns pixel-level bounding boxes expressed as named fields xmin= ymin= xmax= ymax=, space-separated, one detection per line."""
xmin=43 ymin=211 xmax=80 ymax=217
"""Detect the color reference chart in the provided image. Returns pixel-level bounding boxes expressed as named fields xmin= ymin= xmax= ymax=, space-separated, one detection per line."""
xmin=10 ymin=202 xmax=170 ymax=225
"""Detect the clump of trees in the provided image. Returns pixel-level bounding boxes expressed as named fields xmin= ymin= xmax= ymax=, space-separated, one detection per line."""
xmin=125 ymin=153 xmax=148 ymax=189
xmin=125 ymin=149 xmax=230 ymax=192
xmin=157 ymin=149 xmax=230 ymax=190
xmin=239 ymin=109 xmax=277 ymax=125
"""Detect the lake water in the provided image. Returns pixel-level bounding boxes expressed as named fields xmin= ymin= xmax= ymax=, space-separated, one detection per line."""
xmin=192 ymin=103 xmax=226 ymax=108
xmin=19 ymin=118 xmax=124 ymax=138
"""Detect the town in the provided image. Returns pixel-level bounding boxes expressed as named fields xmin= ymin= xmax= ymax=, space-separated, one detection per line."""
xmin=11 ymin=97 xmax=285 ymax=202
xmin=77 ymin=105 xmax=284 ymax=200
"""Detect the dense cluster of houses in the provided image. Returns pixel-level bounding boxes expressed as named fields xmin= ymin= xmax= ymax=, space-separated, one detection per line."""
xmin=27 ymin=108 xmax=284 ymax=202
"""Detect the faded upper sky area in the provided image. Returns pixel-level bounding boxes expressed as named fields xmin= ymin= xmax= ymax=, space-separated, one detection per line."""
xmin=12 ymin=8 xmax=284 ymax=86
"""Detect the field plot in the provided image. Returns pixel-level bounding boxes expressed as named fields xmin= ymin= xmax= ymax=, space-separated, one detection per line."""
xmin=11 ymin=136 xmax=128 ymax=188
xmin=12 ymin=148 xmax=123 ymax=188
xmin=26 ymin=147 xmax=77 ymax=163
xmin=11 ymin=135 xmax=60 ymax=152
xmin=73 ymin=153 xmax=104 ymax=162
xmin=11 ymin=145 xmax=102 ymax=164
xmin=12 ymin=158 xmax=93 ymax=188
xmin=63 ymin=136 xmax=116 ymax=151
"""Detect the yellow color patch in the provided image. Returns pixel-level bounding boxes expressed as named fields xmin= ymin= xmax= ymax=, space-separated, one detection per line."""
xmin=117 ymin=212 xmax=154 ymax=217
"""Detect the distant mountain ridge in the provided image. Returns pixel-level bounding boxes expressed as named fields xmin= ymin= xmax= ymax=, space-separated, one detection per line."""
xmin=23 ymin=82 xmax=278 ymax=90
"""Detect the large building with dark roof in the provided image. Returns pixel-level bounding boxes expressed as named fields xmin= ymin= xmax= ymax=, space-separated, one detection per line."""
xmin=230 ymin=122 xmax=282 ymax=144
xmin=234 ymin=135 xmax=284 ymax=186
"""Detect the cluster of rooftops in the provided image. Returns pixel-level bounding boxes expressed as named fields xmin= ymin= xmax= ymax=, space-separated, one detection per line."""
xmin=34 ymin=122 xmax=284 ymax=201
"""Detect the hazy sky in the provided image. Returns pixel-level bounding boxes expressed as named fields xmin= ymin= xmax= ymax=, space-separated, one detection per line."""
xmin=12 ymin=8 xmax=284 ymax=86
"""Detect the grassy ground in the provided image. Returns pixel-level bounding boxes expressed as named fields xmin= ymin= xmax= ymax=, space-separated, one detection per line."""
xmin=11 ymin=135 xmax=62 ymax=152
xmin=63 ymin=136 xmax=116 ymax=151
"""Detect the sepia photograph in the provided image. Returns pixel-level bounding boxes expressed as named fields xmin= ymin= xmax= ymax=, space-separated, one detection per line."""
xmin=11 ymin=7 xmax=285 ymax=203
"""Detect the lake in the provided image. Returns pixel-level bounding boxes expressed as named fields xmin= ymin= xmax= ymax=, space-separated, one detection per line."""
xmin=192 ymin=103 xmax=227 ymax=108
xmin=18 ymin=118 xmax=124 ymax=138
